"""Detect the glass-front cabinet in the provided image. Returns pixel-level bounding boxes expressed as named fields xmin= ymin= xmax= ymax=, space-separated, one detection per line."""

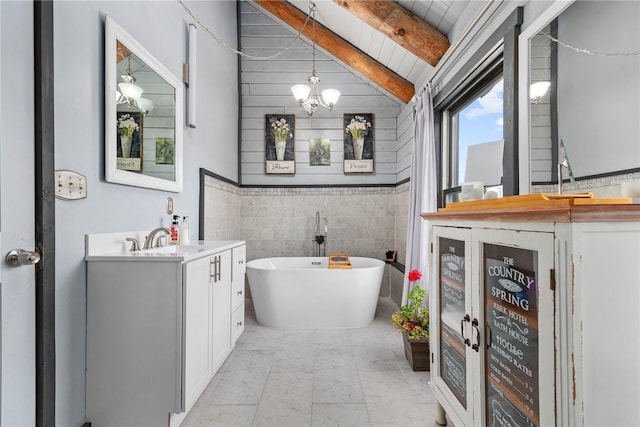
xmin=430 ymin=226 xmax=555 ymax=426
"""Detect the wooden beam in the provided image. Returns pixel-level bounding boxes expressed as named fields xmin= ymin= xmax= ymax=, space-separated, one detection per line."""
xmin=334 ymin=0 xmax=449 ymax=67
xmin=254 ymin=0 xmax=415 ymax=103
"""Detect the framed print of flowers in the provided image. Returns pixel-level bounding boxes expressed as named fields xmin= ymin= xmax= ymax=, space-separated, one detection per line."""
xmin=116 ymin=111 xmax=143 ymax=172
xmin=265 ymin=114 xmax=295 ymax=174
xmin=343 ymin=113 xmax=374 ymax=173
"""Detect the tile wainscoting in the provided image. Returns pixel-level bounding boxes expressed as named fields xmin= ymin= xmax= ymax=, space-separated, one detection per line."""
xmin=532 ymin=170 xmax=640 ymax=197
xmin=203 ymin=173 xmax=410 ymax=303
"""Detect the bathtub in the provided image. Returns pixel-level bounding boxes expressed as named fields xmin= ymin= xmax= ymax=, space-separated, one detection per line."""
xmin=246 ymin=257 xmax=385 ymax=329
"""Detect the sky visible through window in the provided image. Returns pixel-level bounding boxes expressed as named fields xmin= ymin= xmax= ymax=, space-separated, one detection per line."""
xmin=457 ymin=79 xmax=504 ymax=184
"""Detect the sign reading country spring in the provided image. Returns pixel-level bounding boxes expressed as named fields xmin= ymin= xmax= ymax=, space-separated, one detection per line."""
xmin=484 ymin=244 xmax=539 ymax=427
xmin=438 ymin=238 xmax=467 ymax=407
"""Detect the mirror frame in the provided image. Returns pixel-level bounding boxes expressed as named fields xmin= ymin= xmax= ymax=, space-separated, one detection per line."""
xmin=105 ymin=15 xmax=183 ymax=192
xmin=517 ymin=1 xmax=575 ymax=194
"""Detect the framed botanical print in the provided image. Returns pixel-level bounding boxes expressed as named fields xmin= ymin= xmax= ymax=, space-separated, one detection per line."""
xmin=116 ymin=111 xmax=143 ymax=172
xmin=343 ymin=113 xmax=374 ymax=173
xmin=309 ymin=138 xmax=331 ymax=166
xmin=265 ymin=114 xmax=295 ymax=174
xmin=155 ymin=138 xmax=175 ymax=165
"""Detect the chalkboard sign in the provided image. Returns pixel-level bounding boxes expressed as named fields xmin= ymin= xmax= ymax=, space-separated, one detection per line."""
xmin=483 ymin=244 xmax=539 ymax=427
xmin=439 ymin=237 xmax=467 ymax=407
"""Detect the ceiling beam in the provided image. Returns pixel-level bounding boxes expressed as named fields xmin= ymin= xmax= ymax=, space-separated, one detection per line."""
xmin=254 ymin=0 xmax=415 ymax=103
xmin=334 ymin=0 xmax=450 ymax=67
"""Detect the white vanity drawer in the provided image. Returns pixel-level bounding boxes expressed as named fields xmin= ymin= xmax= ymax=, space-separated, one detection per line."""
xmin=231 ymin=304 xmax=245 ymax=345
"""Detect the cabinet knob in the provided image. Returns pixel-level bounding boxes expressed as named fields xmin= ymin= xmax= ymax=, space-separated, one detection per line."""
xmin=237 ymin=321 xmax=243 ymax=327
xmin=237 ymin=290 xmax=243 ymax=295
xmin=238 ymin=259 xmax=244 ymax=264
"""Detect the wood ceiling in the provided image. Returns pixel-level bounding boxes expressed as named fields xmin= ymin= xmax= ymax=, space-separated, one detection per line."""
xmin=252 ymin=0 xmax=469 ymax=103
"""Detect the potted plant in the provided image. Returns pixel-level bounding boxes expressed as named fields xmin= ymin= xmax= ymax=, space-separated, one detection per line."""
xmin=391 ymin=269 xmax=430 ymax=371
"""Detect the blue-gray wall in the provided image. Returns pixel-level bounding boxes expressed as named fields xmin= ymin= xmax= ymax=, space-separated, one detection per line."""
xmin=52 ymin=1 xmax=238 ymax=425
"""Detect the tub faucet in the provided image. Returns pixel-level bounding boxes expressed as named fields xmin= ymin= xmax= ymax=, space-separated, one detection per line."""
xmin=143 ymin=227 xmax=171 ymax=249
xmin=313 ymin=211 xmax=327 ymax=256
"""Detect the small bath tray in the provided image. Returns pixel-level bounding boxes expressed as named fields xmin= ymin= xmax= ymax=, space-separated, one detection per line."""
xmin=329 ymin=253 xmax=352 ymax=269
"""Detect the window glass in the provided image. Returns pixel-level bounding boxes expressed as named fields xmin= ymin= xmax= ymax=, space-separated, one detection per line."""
xmin=450 ymin=78 xmax=504 ymax=186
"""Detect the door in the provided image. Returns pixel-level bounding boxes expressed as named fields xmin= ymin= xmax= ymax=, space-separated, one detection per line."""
xmin=211 ymin=250 xmax=231 ymax=371
xmin=1 ymin=1 xmax=37 ymax=425
xmin=430 ymin=226 xmax=475 ymax=427
xmin=474 ymin=228 xmax=555 ymax=427
xmin=183 ymin=256 xmax=213 ymax=411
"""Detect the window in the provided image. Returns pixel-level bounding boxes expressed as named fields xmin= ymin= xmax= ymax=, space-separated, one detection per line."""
xmin=433 ymin=7 xmax=522 ymax=207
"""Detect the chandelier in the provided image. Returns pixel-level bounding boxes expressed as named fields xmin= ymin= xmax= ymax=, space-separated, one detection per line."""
xmin=116 ymin=54 xmax=155 ymax=114
xmin=291 ymin=2 xmax=340 ymax=117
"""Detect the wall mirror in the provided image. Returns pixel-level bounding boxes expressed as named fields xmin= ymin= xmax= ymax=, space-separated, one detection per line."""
xmin=105 ymin=15 xmax=183 ymax=192
xmin=519 ymin=1 xmax=640 ymax=193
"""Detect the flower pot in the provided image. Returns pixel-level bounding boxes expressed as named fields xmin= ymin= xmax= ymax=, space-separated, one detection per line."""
xmin=120 ymin=135 xmax=132 ymax=158
xmin=402 ymin=331 xmax=430 ymax=371
xmin=353 ymin=137 xmax=364 ymax=160
xmin=275 ymin=139 xmax=286 ymax=161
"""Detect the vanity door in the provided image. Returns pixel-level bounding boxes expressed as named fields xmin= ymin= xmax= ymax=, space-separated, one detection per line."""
xmin=183 ymin=255 xmax=214 ymax=411
xmin=430 ymin=226 xmax=476 ymax=426
xmin=474 ymin=228 xmax=556 ymax=427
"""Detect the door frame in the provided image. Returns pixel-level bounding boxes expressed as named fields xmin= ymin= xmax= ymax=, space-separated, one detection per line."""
xmin=34 ymin=1 xmax=56 ymax=425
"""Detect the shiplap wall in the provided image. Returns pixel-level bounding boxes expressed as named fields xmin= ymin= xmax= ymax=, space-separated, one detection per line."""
xmin=529 ymin=27 xmax=553 ymax=183
xmin=240 ymin=1 xmax=403 ymax=185
xmin=395 ymin=103 xmax=414 ymax=182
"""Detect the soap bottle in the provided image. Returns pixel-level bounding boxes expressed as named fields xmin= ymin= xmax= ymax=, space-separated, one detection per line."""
xmin=180 ymin=216 xmax=190 ymax=244
xmin=170 ymin=215 xmax=180 ymax=245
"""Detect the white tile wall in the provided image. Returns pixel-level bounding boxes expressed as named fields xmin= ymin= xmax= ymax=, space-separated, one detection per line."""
xmin=532 ymin=171 xmax=640 ymax=197
xmin=203 ymin=174 xmax=412 ymax=299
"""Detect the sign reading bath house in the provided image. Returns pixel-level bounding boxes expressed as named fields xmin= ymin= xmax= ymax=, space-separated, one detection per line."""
xmin=344 ymin=113 xmax=374 ymax=173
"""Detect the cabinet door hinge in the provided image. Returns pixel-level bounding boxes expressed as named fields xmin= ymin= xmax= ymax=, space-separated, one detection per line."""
xmin=430 ymin=242 xmax=433 ymax=254
xmin=550 ymin=269 xmax=556 ymax=291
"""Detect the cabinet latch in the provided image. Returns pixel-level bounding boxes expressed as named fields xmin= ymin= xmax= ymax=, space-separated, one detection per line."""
xmin=550 ymin=269 xmax=556 ymax=291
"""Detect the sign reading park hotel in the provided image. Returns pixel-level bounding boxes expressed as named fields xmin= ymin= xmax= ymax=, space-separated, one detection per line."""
xmin=484 ymin=243 xmax=540 ymax=427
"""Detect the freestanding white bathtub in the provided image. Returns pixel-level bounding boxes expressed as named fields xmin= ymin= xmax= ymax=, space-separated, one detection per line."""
xmin=246 ymin=257 xmax=385 ymax=329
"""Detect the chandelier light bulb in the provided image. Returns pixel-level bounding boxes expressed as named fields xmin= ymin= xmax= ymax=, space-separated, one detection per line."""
xmin=291 ymin=84 xmax=311 ymax=102
xmin=118 ymin=81 xmax=144 ymax=102
xmin=321 ymin=88 xmax=341 ymax=109
xmin=136 ymin=97 xmax=155 ymax=114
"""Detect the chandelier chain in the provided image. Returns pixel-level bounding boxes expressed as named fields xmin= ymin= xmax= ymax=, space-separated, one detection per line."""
xmin=544 ymin=33 xmax=640 ymax=57
xmin=177 ymin=0 xmax=315 ymax=61
xmin=311 ymin=4 xmax=317 ymax=75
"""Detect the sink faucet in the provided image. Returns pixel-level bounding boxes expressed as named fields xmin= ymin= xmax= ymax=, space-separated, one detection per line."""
xmin=143 ymin=227 xmax=171 ymax=249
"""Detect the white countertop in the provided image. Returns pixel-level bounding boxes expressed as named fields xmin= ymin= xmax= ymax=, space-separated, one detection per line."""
xmin=85 ymin=240 xmax=245 ymax=263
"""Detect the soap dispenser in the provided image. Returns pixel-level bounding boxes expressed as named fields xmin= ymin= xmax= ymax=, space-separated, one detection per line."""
xmin=180 ymin=216 xmax=190 ymax=244
xmin=170 ymin=215 xmax=180 ymax=245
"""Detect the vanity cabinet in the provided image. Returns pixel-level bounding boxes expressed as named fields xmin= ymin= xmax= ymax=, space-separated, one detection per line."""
xmin=85 ymin=240 xmax=245 ymax=427
xmin=423 ymin=205 xmax=640 ymax=426
xmin=231 ymin=245 xmax=246 ymax=345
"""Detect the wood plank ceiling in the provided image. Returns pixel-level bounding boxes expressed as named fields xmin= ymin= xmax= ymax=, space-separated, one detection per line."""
xmin=252 ymin=0 xmax=469 ymax=103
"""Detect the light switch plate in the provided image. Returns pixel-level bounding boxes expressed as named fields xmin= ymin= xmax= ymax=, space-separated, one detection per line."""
xmin=55 ymin=170 xmax=87 ymax=200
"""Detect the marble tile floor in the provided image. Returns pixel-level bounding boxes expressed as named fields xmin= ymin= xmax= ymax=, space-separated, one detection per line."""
xmin=182 ymin=297 xmax=445 ymax=427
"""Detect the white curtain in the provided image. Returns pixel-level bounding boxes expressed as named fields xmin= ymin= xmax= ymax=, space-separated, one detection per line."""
xmin=402 ymin=83 xmax=437 ymax=305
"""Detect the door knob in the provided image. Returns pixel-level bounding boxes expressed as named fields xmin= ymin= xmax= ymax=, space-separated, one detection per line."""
xmin=6 ymin=249 xmax=41 ymax=267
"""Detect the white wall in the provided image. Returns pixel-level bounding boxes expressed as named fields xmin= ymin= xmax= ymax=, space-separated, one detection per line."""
xmin=51 ymin=1 xmax=238 ymax=425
